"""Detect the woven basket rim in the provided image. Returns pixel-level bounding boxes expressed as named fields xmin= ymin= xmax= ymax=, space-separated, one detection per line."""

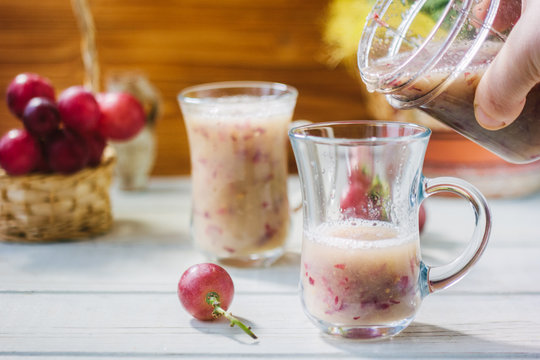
xmin=0 ymin=146 xmax=116 ymax=183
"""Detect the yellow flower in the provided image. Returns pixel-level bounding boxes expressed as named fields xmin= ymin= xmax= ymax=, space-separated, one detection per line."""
xmin=323 ymin=0 xmax=439 ymax=66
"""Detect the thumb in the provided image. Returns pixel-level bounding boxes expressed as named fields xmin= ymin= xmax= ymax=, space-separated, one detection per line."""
xmin=474 ymin=1 xmax=540 ymax=130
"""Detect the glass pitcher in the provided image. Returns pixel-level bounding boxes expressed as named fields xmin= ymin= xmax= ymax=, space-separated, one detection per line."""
xmin=357 ymin=0 xmax=539 ymax=164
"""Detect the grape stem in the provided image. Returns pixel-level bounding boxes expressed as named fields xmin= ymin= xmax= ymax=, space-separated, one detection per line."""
xmin=205 ymin=291 xmax=258 ymax=339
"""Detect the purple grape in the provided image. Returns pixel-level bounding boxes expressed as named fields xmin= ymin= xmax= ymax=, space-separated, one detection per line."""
xmin=22 ymin=97 xmax=61 ymax=137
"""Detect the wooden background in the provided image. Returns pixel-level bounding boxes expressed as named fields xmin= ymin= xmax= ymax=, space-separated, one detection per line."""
xmin=0 ymin=0 xmax=380 ymax=175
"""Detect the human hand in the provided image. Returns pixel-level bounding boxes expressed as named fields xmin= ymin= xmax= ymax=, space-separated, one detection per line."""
xmin=473 ymin=0 xmax=540 ymax=130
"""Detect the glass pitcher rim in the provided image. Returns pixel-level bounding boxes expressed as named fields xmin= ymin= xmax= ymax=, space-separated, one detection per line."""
xmin=357 ymin=0 xmax=501 ymax=106
xmin=178 ymin=81 xmax=298 ymax=105
xmin=288 ymin=120 xmax=431 ymax=145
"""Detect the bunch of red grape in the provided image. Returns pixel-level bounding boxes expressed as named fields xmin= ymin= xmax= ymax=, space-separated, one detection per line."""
xmin=0 ymin=73 xmax=146 ymax=176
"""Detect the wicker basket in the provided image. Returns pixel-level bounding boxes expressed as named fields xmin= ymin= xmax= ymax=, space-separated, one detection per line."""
xmin=0 ymin=147 xmax=116 ymax=243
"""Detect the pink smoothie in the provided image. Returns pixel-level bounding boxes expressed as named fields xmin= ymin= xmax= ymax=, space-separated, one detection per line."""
xmin=301 ymin=221 xmax=421 ymax=325
xmin=184 ymin=95 xmax=292 ymax=258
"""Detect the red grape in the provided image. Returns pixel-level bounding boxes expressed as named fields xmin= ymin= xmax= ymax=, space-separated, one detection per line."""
xmin=83 ymin=132 xmax=107 ymax=167
xmin=340 ymin=169 xmax=385 ymax=220
xmin=22 ymin=97 xmax=61 ymax=137
xmin=6 ymin=73 xmax=55 ymax=119
xmin=340 ymin=183 xmax=370 ymax=217
xmin=34 ymin=147 xmax=51 ymax=174
xmin=96 ymin=92 xmax=146 ymax=141
xmin=57 ymin=86 xmax=100 ymax=135
xmin=177 ymin=263 xmax=257 ymax=339
xmin=178 ymin=263 xmax=234 ymax=320
xmin=0 ymin=129 xmax=42 ymax=175
xmin=46 ymin=130 xmax=89 ymax=174
xmin=419 ymin=203 xmax=427 ymax=233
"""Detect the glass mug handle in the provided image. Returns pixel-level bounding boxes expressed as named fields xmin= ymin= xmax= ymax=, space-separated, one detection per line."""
xmin=419 ymin=176 xmax=492 ymax=294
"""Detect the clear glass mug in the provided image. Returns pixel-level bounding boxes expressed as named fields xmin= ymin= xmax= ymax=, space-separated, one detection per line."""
xmin=178 ymin=81 xmax=298 ymax=267
xmin=289 ymin=121 xmax=491 ymax=340
xmin=357 ymin=0 xmax=539 ymax=164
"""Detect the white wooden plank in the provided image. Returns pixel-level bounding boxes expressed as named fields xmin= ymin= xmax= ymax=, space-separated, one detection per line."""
xmin=0 ymin=292 xmax=539 ymax=358
xmin=1 ymin=240 xmax=539 ymax=294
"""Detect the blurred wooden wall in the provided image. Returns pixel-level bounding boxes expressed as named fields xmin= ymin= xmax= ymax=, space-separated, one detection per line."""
xmin=0 ymin=0 xmax=375 ymax=175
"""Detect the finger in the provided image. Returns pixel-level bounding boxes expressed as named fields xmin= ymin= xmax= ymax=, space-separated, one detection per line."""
xmin=474 ymin=1 xmax=540 ymax=129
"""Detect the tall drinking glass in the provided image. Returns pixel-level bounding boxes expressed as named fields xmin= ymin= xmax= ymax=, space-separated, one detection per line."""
xmin=289 ymin=120 xmax=491 ymax=339
xmin=178 ymin=81 xmax=297 ymax=266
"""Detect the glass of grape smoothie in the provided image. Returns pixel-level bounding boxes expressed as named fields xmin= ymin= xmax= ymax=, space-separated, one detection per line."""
xmin=289 ymin=121 xmax=491 ymax=339
xmin=357 ymin=0 xmax=537 ymax=164
xmin=178 ymin=81 xmax=297 ymax=266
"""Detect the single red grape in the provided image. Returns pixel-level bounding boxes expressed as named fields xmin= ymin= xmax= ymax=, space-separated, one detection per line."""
xmin=0 ymin=129 xmax=42 ymax=175
xmin=178 ymin=263 xmax=234 ymax=320
xmin=177 ymin=263 xmax=257 ymax=339
xmin=34 ymin=146 xmax=51 ymax=174
xmin=22 ymin=97 xmax=61 ymax=137
xmin=57 ymin=86 xmax=100 ymax=135
xmin=6 ymin=73 xmax=55 ymax=119
xmin=96 ymin=92 xmax=146 ymax=141
xmin=340 ymin=183 xmax=384 ymax=220
xmin=340 ymin=183 xmax=370 ymax=217
xmin=348 ymin=168 xmax=372 ymax=190
xmin=419 ymin=203 xmax=427 ymax=233
xmin=46 ymin=130 xmax=89 ymax=174
xmin=83 ymin=131 xmax=107 ymax=167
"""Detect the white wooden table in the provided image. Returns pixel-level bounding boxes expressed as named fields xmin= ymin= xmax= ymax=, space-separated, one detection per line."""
xmin=1 ymin=177 xmax=539 ymax=359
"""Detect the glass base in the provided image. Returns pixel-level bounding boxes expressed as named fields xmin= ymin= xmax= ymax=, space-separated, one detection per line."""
xmin=306 ymin=312 xmax=415 ymax=340
xmin=206 ymin=246 xmax=285 ymax=268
